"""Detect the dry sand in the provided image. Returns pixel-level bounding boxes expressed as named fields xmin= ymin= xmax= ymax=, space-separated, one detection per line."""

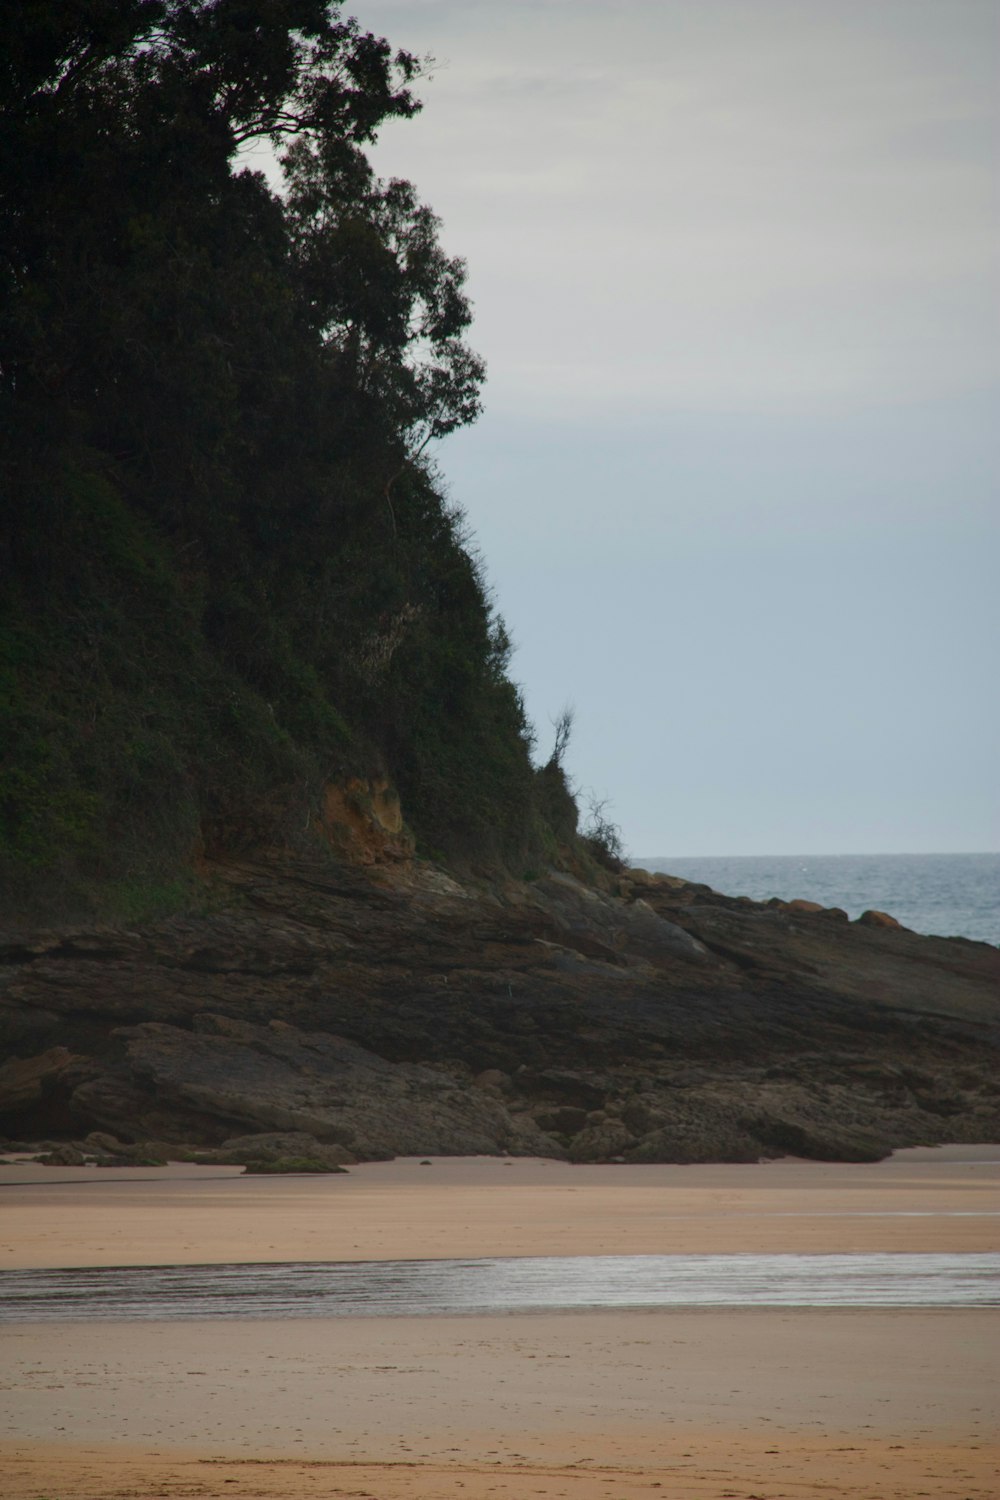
xmin=1 ymin=1145 xmax=998 ymax=1498
xmin=2 ymin=1142 xmax=998 ymax=1266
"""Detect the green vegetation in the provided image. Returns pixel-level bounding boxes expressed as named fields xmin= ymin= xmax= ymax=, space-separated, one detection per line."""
xmin=242 ymin=1157 xmax=346 ymax=1174
xmin=1 ymin=1 xmax=592 ymax=918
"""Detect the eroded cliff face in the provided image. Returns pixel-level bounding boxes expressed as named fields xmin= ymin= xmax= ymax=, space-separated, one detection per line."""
xmin=1 ymin=846 xmax=998 ymax=1165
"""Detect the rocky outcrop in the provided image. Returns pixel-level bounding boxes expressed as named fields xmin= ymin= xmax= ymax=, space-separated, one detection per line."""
xmin=858 ymin=909 xmax=903 ymax=930
xmin=108 ymin=1014 xmax=563 ymax=1160
xmin=1 ymin=854 xmax=998 ymax=1163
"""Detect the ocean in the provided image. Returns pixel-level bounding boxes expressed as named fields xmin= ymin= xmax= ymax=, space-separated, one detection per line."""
xmin=636 ymin=852 xmax=999 ymax=946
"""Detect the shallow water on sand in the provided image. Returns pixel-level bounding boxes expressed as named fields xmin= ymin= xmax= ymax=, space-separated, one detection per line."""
xmin=2 ymin=1252 xmax=997 ymax=1321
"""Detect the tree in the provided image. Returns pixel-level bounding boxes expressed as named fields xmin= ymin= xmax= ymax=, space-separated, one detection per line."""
xmin=582 ymin=793 xmax=626 ymax=871
xmin=0 ymin=2 xmax=424 ymax=434
xmin=282 ymin=139 xmax=484 ymax=452
xmin=1 ymin=0 xmax=487 ymax=593
xmin=548 ymin=704 xmax=575 ymax=769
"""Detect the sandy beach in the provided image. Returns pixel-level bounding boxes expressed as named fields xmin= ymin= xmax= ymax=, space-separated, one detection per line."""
xmin=3 ymin=1143 xmax=998 ymax=1267
xmin=2 ymin=1146 xmax=998 ymax=1498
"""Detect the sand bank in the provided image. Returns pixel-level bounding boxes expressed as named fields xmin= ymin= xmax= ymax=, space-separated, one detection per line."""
xmin=1 ymin=1143 xmax=997 ymax=1268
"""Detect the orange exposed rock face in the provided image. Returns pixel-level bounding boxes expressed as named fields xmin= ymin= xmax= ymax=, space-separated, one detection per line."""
xmin=320 ymin=778 xmax=413 ymax=865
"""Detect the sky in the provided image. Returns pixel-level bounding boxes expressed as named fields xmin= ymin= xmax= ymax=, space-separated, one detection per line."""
xmin=344 ymin=0 xmax=999 ymax=857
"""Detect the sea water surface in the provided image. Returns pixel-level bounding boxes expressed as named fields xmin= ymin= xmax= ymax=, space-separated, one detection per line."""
xmin=637 ymin=852 xmax=999 ymax=945
xmin=2 ymin=1253 xmax=997 ymax=1321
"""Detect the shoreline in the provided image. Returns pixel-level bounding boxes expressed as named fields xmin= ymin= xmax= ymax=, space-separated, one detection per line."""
xmin=2 ymin=1146 xmax=997 ymax=1499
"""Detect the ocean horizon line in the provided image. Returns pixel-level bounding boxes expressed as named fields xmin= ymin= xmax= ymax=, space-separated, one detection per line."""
xmin=636 ymin=850 xmax=999 ymax=862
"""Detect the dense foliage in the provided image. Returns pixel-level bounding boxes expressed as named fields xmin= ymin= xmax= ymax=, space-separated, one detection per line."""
xmin=0 ymin=0 xmax=577 ymax=916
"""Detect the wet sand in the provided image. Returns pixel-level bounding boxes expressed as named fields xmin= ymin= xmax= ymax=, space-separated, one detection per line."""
xmin=1 ymin=1146 xmax=997 ymax=1498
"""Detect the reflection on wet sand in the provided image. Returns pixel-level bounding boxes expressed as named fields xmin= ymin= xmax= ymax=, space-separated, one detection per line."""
xmin=2 ymin=1249 xmax=998 ymax=1321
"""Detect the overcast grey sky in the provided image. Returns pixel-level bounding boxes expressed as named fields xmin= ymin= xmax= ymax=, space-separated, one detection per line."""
xmin=348 ymin=0 xmax=999 ymax=856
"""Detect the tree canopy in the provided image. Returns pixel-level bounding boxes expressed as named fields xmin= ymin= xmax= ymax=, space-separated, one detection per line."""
xmin=1 ymin=1 xmax=481 ymax=491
